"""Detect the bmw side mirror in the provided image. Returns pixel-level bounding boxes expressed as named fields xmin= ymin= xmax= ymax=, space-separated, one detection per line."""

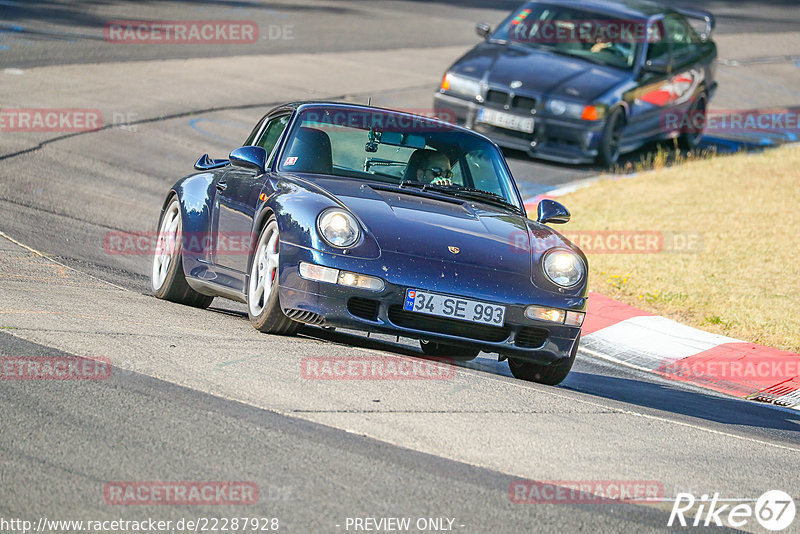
xmin=537 ymin=199 xmax=571 ymax=225
xmin=641 ymin=59 xmax=670 ymax=76
xmin=229 ymin=146 xmax=267 ymax=173
xmin=475 ymin=23 xmax=491 ymax=39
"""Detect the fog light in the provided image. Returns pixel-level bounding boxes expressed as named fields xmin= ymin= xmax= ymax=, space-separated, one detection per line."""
xmin=299 ymin=262 xmax=384 ymax=291
xmin=299 ymin=262 xmax=338 ymax=284
xmin=565 ymin=311 xmax=585 ymax=327
xmin=525 ymin=305 xmax=566 ymax=323
xmin=337 ymin=270 xmax=384 ymax=291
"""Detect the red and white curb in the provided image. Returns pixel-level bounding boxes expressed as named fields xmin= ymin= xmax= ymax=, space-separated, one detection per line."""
xmin=524 ymin=185 xmax=800 ymax=411
xmin=581 ymin=291 xmax=800 ymax=410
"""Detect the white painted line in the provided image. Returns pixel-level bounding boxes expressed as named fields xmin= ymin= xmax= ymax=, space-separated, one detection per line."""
xmin=0 ymin=230 xmax=126 ymax=291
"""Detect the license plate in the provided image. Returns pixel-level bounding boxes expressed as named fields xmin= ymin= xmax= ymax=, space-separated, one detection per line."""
xmin=477 ymin=108 xmax=534 ymax=133
xmin=403 ymin=289 xmax=506 ymax=326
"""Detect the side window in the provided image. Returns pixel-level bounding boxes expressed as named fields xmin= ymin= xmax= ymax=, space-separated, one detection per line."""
xmin=645 ymin=19 xmax=670 ymax=64
xmin=255 ymin=115 xmax=291 ymax=164
xmin=664 ymin=15 xmax=700 ymax=61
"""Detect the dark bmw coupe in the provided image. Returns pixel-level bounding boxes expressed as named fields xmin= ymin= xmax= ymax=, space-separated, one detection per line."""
xmin=434 ymin=0 xmax=717 ymax=165
xmin=152 ymin=102 xmax=587 ymax=384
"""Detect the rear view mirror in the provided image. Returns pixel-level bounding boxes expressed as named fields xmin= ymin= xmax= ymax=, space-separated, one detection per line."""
xmin=379 ymin=132 xmax=426 ymax=149
xmin=537 ymin=199 xmax=571 ymax=225
xmin=229 ymin=146 xmax=267 ymax=173
xmin=475 ymin=23 xmax=491 ymax=39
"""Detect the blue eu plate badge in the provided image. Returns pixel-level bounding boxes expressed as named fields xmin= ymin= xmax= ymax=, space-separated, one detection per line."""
xmin=404 ymin=290 xmax=417 ymax=311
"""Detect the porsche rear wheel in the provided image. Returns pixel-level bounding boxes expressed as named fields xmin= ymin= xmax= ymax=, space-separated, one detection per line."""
xmin=151 ymin=197 xmax=214 ymax=309
xmin=247 ymin=217 xmax=299 ymax=335
xmin=419 ymin=340 xmax=479 ymax=362
xmin=507 ymin=335 xmax=580 ymax=385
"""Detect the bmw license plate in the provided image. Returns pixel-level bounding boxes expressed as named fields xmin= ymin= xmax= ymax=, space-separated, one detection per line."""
xmin=477 ymin=108 xmax=534 ymax=133
xmin=403 ymin=289 xmax=506 ymax=326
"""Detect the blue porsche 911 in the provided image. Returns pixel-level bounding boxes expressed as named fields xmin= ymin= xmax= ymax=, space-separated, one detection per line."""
xmin=152 ymin=102 xmax=587 ymax=384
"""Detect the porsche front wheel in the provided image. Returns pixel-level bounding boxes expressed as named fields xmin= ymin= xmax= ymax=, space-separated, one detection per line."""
xmin=508 ymin=335 xmax=580 ymax=385
xmin=152 ymin=197 xmax=214 ymax=309
xmin=247 ymin=218 xmax=299 ymax=335
xmin=419 ymin=340 xmax=479 ymax=362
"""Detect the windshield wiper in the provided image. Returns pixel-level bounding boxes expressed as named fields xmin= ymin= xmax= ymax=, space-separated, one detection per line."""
xmin=398 ymin=181 xmax=521 ymax=213
xmin=445 ymin=187 xmax=522 ymax=213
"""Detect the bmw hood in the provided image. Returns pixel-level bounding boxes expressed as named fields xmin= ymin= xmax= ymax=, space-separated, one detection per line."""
xmin=451 ymin=41 xmax=627 ymax=102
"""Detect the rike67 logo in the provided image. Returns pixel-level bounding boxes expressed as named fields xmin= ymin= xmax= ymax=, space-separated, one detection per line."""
xmin=669 ymin=490 xmax=795 ymax=531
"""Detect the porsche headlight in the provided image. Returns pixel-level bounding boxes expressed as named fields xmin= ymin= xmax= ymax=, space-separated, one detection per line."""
xmin=441 ymin=72 xmax=482 ymax=99
xmin=318 ymin=209 xmax=360 ymax=248
xmin=543 ymin=249 xmax=585 ymax=288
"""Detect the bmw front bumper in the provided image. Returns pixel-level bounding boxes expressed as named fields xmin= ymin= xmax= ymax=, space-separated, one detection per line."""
xmin=434 ymin=92 xmax=605 ymax=165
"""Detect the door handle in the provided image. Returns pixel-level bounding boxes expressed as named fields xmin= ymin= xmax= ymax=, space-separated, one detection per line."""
xmin=216 ymin=181 xmax=227 ymax=191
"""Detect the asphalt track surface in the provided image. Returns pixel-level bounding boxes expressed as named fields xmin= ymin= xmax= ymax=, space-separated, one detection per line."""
xmin=1 ymin=1 xmax=800 ymax=533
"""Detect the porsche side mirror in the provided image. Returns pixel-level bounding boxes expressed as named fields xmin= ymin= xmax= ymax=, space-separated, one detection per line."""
xmin=475 ymin=23 xmax=492 ymax=39
xmin=537 ymin=199 xmax=571 ymax=224
xmin=229 ymin=146 xmax=267 ymax=173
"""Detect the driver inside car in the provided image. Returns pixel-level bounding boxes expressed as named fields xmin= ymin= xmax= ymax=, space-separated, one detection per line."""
xmin=404 ymin=149 xmax=454 ymax=186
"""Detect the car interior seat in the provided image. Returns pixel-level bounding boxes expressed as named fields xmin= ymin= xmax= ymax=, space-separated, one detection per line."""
xmin=402 ymin=148 xmax=434 ymax=182
xmin=284 ymin=127 xmax=333 ymax=174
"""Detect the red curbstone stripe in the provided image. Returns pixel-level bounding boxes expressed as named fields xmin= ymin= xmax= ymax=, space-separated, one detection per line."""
xmin=581 ymin=292 xmax=653 ymax=335
xmin=653 ymin=343 xmax=800 ymax=398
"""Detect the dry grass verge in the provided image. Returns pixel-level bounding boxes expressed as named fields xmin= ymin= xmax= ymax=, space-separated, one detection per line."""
xmin=558 ymin=145 xmax=800 ymax=352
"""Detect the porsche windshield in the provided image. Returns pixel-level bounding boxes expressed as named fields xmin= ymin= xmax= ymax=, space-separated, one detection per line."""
xmin=491 ymin=3 xmax=646 ymax=70
xmin=279 ymin=106 xmax=522 ymax=212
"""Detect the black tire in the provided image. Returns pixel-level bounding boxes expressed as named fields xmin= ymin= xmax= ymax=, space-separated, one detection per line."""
xmin=507 ymin=335 xmax=580 ymax=385
xmin=419 ymin=340 xmax=479 ymax=362
xmin=596 ymin=107 xmax=626 ymax=167
xmin=152 ymin=196 xmax=214 ymax=309
xmin=246 ymin=217 xmax=299 ymax=335
xmin=678 ymin=93 xmax=707 ymax=150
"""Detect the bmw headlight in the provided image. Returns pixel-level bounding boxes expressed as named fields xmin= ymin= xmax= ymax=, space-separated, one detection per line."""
xmin=543 ymin=249 xmax=585 ymax=288
xmin=545 ymin=99 xmax=587 ymax=119
xmin=440 ymin=72 xmax=482 ymax=99
xmin=318 ymin=209 xmax=360 ymax=248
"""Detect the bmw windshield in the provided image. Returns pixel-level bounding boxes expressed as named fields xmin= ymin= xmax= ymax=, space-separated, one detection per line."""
xmin=491 ymin=3 xmax=647 ymax=70
xmin=279 ymin=105 xmax=524 ymax=213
